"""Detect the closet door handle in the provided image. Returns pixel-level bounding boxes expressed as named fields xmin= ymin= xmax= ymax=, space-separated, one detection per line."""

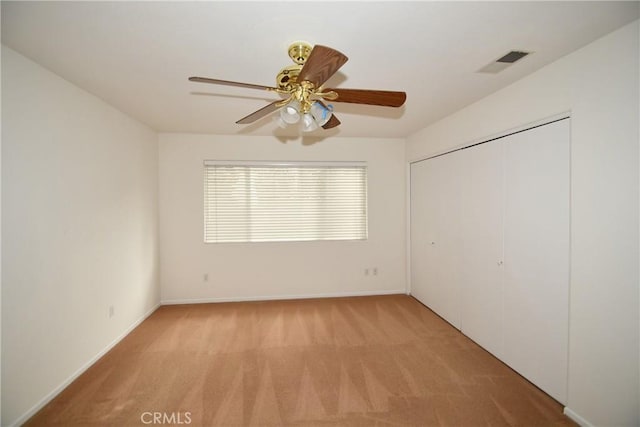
xmin=497 ymin=260 xmax=504 ymax=266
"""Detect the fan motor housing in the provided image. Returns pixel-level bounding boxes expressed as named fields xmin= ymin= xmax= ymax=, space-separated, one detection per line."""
xmin=276 ymin=42 xmax=313 ymax=91
xmin=276 ymin=65 xmax=302 ymax=91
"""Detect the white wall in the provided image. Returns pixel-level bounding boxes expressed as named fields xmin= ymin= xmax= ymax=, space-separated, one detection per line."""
xmin=407 ymin=21 xmax=639 ymax=427
xmin=1 ymin=46 xmax=160 ymax=426
xmin=0 ymin=8 xmax=4 ymax=421
xmin=159 ymin=134 xmax=406 ymax=303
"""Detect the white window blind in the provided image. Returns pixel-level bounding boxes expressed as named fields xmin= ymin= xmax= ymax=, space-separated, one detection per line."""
xmin=204 ymin=161 xmax=368 ymax=243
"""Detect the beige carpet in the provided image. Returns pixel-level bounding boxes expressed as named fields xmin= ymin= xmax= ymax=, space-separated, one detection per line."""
xmin=26 ymin=294 xmax=575 ymax=426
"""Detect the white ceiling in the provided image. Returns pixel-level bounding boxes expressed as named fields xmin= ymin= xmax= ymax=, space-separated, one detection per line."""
xmin=2 ymin=1 xmax=638 ymax=138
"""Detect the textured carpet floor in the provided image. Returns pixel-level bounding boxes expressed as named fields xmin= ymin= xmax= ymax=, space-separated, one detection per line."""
xmin=26 ymin=294 xmax=575 ymax=426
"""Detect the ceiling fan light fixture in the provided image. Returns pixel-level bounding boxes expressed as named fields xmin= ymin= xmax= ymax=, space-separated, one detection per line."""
xmin=280 ymin=100 xmax=301 ymax=124
xmin=279 ymin=100 xmax=333 ymax=132
xmin=301 ymin=113 xmax=319 ymax=132
xmin=310 ymin=101 xmax=333 ymax=127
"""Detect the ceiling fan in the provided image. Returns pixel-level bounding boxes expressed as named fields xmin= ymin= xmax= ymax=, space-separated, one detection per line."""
xmin=188 ymin=42 xmax=406 ymax=131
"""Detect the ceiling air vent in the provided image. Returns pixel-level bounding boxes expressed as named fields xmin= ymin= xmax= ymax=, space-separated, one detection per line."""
xmin=478 ymin=50 xmax=531 ymax=74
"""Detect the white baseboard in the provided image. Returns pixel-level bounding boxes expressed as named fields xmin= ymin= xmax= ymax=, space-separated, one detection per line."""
xmin=161 ymin=289 xmax=406 ymax=305
xmin=9 ymin=303 xmax=160 ymax=427
xmin=564 ymin=407 xmax=594 ymax=427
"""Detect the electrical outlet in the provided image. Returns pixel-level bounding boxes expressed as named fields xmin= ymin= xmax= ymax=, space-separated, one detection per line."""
xmin=373 ymin=267 xmax=378 ymax=276
xmin=364 ymin=268 xmax=369 ymax=276
xmin=203 ymin=273 xmax=209 ymax=282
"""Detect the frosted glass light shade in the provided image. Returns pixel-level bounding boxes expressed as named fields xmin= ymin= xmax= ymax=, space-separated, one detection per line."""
xmin=310 ymin=101 xmax=333 ymax=127
xmin=280 ymin=100 xmax=301 ymax=124
xmin=301 ymin=113 xmax=319 ymax=132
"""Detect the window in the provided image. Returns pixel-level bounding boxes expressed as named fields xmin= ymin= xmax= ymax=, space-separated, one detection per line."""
xmin=204 ymin=161 xmax=368 ymax=243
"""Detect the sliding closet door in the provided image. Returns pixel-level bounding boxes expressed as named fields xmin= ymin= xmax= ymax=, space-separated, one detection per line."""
xmin=457 ymin=142 xmax=504 ymax=358
xmin=502 ymin=119 xmax=570 ymax=404
xmin=410 ymin=151 xmax=465 ymax=329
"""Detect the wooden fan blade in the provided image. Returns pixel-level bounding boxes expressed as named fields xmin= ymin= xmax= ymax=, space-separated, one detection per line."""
xmin=322 ymin=114 xmax=341 ymax=130
xmin=326 ymin=88 xmax=406 ymax=107
xmin=297 ymin=45 xmax=348 ymax=88
xmin=236 ymin=100 xmax=282 ymax=124
xmin=318 ymin=101 xmax=340 ymax=129
xmin=189 ymin=76 xmax=277 ymax=91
